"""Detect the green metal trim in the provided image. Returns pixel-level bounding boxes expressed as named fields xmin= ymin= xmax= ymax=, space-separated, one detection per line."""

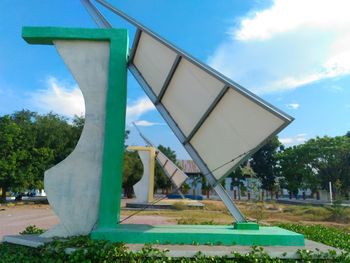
xmin=22 ymin=26 xmax=129 ymax=230
xmin=22 ymin=27 xmax=127 ymax=44
xmin=98 ymin=31 xmax=128 ymax=228
xmin=91 ymin=225 xmax=305 ymax=246
xmin=234 ymin=222 xmax=259 ymax=230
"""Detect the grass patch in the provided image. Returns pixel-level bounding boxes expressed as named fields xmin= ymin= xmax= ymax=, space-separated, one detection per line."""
xmin=177 ymin=217 xmax=219 ymax=225
xmin=172 ymin=201 xmax=187 ymax=210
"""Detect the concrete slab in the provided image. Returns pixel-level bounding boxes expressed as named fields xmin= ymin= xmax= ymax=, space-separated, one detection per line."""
xmin=3 ymin=235 xmax=52 ymax=248
xmin=91 ymin=224 xmax=305 ymax=246
xmin=2 ymin=235 xmax=342 ymax=259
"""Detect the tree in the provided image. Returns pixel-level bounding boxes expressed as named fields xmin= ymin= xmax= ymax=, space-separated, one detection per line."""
xmin=277 ymin=144 xmax=315 ymax=197
xmin=0 ymin=111 xmax=83 ymax=202
xmin=277 ymin=135 xmax=350 ymax=199
xmin=304 ymin=136 xmax=350 ymax=196
xmin=122 ymin=150 xmax=142 ymax=198
xmin=35 ymin=113 xmax=81 ymax=164
xmin=0 ymin=113 xmax=53 ymax=202
xmin=251 ymin=136 xmax=281 ymax=195
xmin=0 ymin=116 xmax=23 ymax=201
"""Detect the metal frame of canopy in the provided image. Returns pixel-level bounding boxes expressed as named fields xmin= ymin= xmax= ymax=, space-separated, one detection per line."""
xmin=81 ymin=0 xmax=293 ymax=223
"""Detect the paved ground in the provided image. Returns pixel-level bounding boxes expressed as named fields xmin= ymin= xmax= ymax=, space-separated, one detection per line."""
xmin=0 ymin=205 xmax=58 ymax=240
xmin=0 ymin=204 xmax=172 ymax=240
xmin=1 ymin=203 xmax=343 ymax=259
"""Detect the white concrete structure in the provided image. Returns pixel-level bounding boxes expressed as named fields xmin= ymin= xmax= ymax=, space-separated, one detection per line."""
xmin=134 ymin=151 xmax=152 ymax=203
xmin=127 ymin=146 xmax=155 ymax=203
xmin=41 ymin=40 xmax=109 ymax=237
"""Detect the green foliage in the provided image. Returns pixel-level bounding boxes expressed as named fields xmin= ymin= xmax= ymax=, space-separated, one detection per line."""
xmin=279 ymin=135 xmax=350 ymax=197
xmin=251 ymin=136 xmax=281 ymax=192
xmin=123 ymin=149 xmax=143 ymax=198
xmin=20 ymin=225 xmax=45 ymax=235
xmin=279 ymin=223 xmax=350 ymax=252
xmin=181 ymin=182 xmax=190 ymax=194
xmin=303 ymin=136 xmax=350 ymax=195
xmin=277 ymin=144 xmax=314 ymax=195
xmin=0 ymin=111 xmax=84 ymax=202
xmin=1 ymin=236 xmax=349 ymax=262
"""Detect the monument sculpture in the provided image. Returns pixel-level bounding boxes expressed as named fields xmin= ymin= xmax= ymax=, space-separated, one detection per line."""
xmin=19 ymin=0 xmax=305 ymax=246
xmin=127 ymin=146 xmax=156 ymax=204
xmin=127 ymin=143 xmax=188 ymax=205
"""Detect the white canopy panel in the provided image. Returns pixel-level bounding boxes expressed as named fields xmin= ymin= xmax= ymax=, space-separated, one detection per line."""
xmin=130 ymin=31 xmax=292 ymax=181
xmin=133 ymin=32 xmax=177 ymax=96
xmin=190 ymin=88 xmax=285 ymax=180
xmin=155 ymin=150 xmax=188 ymax=189
xmin=162 ymin=58 xmax=225 ymax=136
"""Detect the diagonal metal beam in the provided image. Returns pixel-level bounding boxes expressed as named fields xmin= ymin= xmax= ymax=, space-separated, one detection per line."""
xmin=155 ymin=55 xmax=182 ymax=104
xmin=80 ymin=0 xmax=112 ymax=28
xmin=128 ymin=29 xmax=142 ymax=64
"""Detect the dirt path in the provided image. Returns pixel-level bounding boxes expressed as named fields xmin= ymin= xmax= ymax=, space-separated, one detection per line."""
xmin=0 ymin=204 xmax=173 ymax=240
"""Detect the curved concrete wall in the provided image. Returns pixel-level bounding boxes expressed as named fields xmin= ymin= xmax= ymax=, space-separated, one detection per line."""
xmin=41 ymin=40 xmax=109 ymax=237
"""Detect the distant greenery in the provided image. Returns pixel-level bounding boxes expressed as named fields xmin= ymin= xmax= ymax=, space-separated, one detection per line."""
xmin=0 ymin=110 xmax=180 ymax=200
xmin=0 ymin=110 xmax=83 ymax=203
xmin=278 ymin=135 xmax=350 ymax=198
xmin=123 ymin=143 xmax=179 ymax=198
xmin=1 ymin=109 xmax=350 ymax=201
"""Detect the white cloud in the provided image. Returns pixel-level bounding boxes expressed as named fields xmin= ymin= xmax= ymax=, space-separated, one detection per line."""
xmin=134 ymin=120 xmax=164 ymax=127
xmin=209 ymin=0 xmax=350 ymax=94
xmin=280 ymin=133 xmax=307 ymax=145
xmin=126 ymin=97 xmax=155 ymax=125
xmin=33 ymin=77 xmax=85 ymax=117
xmin=286 ymin=103 xmax=300 ymax=110
xmin=233 ymin=0 xmax=350 ymax=41
xmin=279 ymin=137 xmax=293 ymax=145
xmin=32 ymin=77 xmax=156 ymax=123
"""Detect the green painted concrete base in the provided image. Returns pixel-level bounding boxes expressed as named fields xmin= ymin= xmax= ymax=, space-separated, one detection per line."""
xmin=234 ymin=222 xmax=259 ymax=230
xmin=91 ymin=224 xmax=304 ymax=246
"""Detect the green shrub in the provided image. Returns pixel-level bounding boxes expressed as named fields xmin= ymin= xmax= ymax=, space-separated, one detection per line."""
xmin=279 ymin=223 xmax=350 ymax=252
xmin=20 ymin=225 xmax=45 ymax=235
xmin=1 ymin=239 xmax=349 ymax=262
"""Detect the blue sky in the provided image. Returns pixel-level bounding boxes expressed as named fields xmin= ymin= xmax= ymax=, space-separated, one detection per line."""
xmin=0 ymin=0 xmax=349 ymax=159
